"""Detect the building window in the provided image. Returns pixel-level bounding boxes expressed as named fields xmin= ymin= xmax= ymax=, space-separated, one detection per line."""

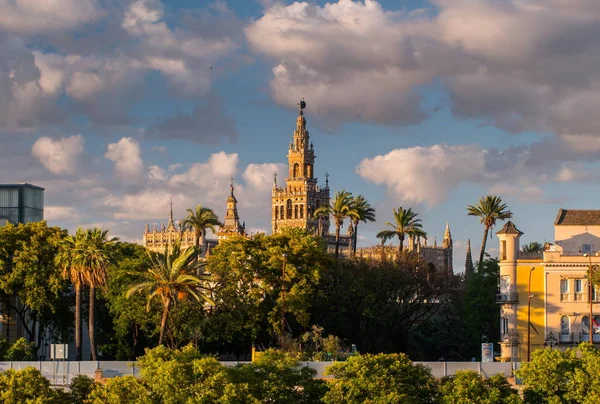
xmin=582 ymin=244 xmax=592 ymax=255
xmin=280 ymin=206 xmax=284 ymax=219
xmin=560 ymin=315 xmax=570 ymax=342
xmin=300 ymin=205 xmax=304 ymax=219
xmin=560 ymin=279 xmax=570 ymax=301
xmin=501 ymin=240 xmax=507 ymax=260
xmin=275 ymin=207 xmax=279 ymax=220
xmin=306 ymin=164 xmax=312 ymax=178
xmin=500 ymin=276 xmax=510 ymax=294
xmin=575 ymin=279 xmax=584 ymax=301
xmin=294 ymin=205 xmax=298 ymax=219
xmin=286 ymin=200 xmax=292 ymax=219
xmin=293 ymin=163 xmax=299 ymax=178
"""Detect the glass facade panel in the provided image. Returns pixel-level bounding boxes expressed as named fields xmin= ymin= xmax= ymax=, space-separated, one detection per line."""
xmin=22 ymin=188 xmax=43 ymax=210
xmin=0 ymin=185 xmax=44 ymax=225
xmin=0 ymin=207 xmax=18 ymax=224
xmin=0 ymin=189 xmax=18 ymax=207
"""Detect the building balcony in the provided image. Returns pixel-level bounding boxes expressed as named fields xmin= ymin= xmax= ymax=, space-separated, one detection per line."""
xmin=579 ymin=333 xmax=600 ymax=343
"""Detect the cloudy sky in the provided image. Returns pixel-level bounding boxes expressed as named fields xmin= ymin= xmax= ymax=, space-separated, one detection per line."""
xmin=3 ymin=0 xmax=600 ymax=272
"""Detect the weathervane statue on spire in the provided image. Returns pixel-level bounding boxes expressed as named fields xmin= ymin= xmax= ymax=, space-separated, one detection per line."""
xmin=297 ymin=98 xmax=306 ymax=113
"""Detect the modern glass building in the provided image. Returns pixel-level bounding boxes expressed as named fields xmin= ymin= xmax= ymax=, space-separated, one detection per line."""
xmin=0 ymin=183 xmax=44 ymax=226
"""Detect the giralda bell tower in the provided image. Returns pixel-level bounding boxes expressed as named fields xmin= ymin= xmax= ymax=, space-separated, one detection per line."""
xmin=272 ymin=100 xmax=331 ymax=236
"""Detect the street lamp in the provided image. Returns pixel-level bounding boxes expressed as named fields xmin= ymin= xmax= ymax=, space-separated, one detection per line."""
xmin=584 ymin=253 xmax=594 ymax=344
xmin=527 ymin=267 xmax=535 ymax=362
xmin=544 ymin=331 xmax=558 ymax=350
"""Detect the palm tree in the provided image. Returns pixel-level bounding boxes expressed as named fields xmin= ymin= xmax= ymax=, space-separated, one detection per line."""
xmin=522 ymin=241 xmax=543 ymax=253
xmin=80 ymin=228 xmax=117 ymax=361
xmin=181 ymin=204 xmax=221 ymax=259
xmin=315 ymin=190 xmax=358 ymax=259
xmin=467 ymin=195 xmax=513 ymax=265
xmin=55 ymin=232 xmax=84 ymax=361
xmin=350 ymin=195 xmax=376 ymax=257
xmin=126 ymin=243 xmax=214 ymax=346
xmin=376 ymin=207 xmax=427 ymax=255
xmin=56 ymin=228 xmax=117 ymax=361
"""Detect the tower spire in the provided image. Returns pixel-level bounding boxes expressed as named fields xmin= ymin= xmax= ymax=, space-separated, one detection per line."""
xmin=167 ymin=199 xmax=176 ymax=231
xmin=465 ymin=238 xmax=474 ymax=276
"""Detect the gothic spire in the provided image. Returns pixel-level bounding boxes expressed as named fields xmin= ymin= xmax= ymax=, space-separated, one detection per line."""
xmin=167 ymin=199 xmax=176 ymax=231
xmin=465 ymin=238 xmax=474 ymax=276
xmin=442 ymin=222 xmax=452 ymax=248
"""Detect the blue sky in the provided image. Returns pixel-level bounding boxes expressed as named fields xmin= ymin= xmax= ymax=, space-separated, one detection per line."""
xmin=2 ymin=0 xmax=600 ymax=271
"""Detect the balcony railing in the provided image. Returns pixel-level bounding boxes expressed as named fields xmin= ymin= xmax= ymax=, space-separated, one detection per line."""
xmin=580 ymin=333 xmax=600 ymax=343
xmin=559 ymin=333 xmax=572 ymax=343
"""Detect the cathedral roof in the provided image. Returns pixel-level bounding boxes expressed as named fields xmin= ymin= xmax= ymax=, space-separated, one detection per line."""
xmin=554 ymin=208 xmax=600 ymax=226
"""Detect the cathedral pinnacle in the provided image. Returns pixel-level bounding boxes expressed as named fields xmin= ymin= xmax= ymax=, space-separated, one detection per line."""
xmin=465 ymin=238 xmax=474 ymax=276
xmin=167 ymin=199 xmax=176 ymax=231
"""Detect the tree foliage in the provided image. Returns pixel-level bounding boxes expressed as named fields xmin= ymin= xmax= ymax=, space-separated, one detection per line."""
xmin=439 ymin=370 xmax=521 ymax=404
xmin=0 ymin=222 xmax=69 ymax=346
xmin=207 ymin=228 xmax=331 ymax=348
xmin=0 ymin=367 xmax=65 ymax=404
xmin=324 ymin=353 xmax=439 ymax=404
xmin=516 ymin=343 xmax=600 ymax=404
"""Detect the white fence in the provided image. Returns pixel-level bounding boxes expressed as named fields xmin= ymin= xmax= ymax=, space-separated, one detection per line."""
xmin=0 ymin=360 xmax=518 ymax=385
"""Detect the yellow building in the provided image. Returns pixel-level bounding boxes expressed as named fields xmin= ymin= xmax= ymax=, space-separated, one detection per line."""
xmin=497 ymin=209 xmax=600 ymax=361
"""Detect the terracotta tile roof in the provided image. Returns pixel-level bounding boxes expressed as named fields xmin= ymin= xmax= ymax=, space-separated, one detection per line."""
xmin=496 ymin=221 xmax=523 ymax=236
xmin=554 ymin=208 xmax=600 ymax=225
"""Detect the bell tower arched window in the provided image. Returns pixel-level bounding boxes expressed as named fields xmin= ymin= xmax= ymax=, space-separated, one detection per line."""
xmin=286 ymin=199 xmax=292 ymax=219
xmin=280 ymin=206 xmax=284 ymax=220
xmin=294 ymin=205 xmax=298 ymax=219
xmin=293 ymin=163 xmax=299 ymax=178
xmin=275 ymin=207 xmax=279 ymax=220
xmin=306 ymin=164 xmax=312 ymax=178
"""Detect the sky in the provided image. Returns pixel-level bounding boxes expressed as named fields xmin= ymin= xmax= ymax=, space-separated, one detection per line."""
xmin=3 ymin=0 xmax=600 ymax=272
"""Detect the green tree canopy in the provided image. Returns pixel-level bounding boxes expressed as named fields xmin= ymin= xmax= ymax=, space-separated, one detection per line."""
xmin=207 ymin=228 xmax=331 ymax=348
xmin=324 ymin=353 xmax=439 ymax=404
xmin=0 ymin=222 xmax=68 ymax=346
xmin=439 ymin=370 xmax=521 ymax=404
xmin=516 ymin=343 xmax=600 ymax=404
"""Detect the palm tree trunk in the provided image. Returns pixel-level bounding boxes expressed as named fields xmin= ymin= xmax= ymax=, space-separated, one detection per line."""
xmin=75 ymin=284 xmax=82 ymax=361
xmin=479 ymin=226 xmax=490 ymax=266
xmin=335 ymin=223 xmax=341 ymax=259
xmin=398 ymin=234 xmax=405 ymax=255
xmin=159 ymin=298 xmax=171 ymax=346
xmin=353 ymin=220 xmax=359 ymax=257
xmin=89 ymin=285 xmax=98 ymax=361
xmin=195 ymin=229 xmax=201 ymax=263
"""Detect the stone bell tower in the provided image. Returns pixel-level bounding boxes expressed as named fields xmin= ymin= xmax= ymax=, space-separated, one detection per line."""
xmin=272 ymin=100 xmax=330 ymax=235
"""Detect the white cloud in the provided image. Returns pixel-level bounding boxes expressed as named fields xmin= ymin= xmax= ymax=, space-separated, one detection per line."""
xmin=357 ymin=144 xmax=485 ymax=206
xmin=148 ymin=164 xmax=167 ymax=181
xmin=0 ymin=0 xmax=102 ymax=34
xmin=247 ymin=0 xmax=600 ymax=140
xmin=31 ymin=135 xmax=83 ymax=175
xmin=45 ymin=206 xmax=80 ymax=221
xmin=105 ymin=137 xmax=145 ymax=180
